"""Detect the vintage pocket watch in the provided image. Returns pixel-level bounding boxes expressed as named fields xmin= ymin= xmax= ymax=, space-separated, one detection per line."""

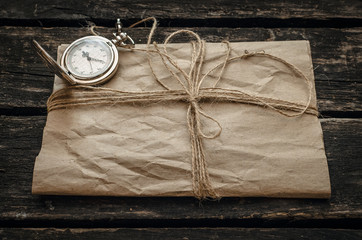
xmin=33 ymin=19 xmax=134 ymax=85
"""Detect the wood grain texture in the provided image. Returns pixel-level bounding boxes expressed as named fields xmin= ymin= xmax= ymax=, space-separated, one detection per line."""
xmin=0 ymin=116 xmax=361 ymax=226
xmin=0 ymin=26 xmax=361 ymax=112
xmin=0 ymin=0 xmax=361 ymax=25
xmin=0 ymin=0 xmax=361 ymax=236
xmin=1 ymin=228 xmax=362 ymax=240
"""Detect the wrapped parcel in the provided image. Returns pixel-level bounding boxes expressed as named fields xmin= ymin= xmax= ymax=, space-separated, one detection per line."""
xmin=32 ymin=40 xmax=331 ymax=199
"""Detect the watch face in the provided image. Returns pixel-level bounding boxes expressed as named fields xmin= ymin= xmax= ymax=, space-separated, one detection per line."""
xmin=64 ymin=38 xmax=114 ymax=79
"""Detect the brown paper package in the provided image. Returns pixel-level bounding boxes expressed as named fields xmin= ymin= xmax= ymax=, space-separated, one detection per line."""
xmin=32 ymin=40 xmax=331 ymax=198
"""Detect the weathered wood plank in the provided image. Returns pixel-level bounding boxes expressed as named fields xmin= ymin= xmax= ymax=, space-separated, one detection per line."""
xmin=0 ymin=116 xmax=361 ymax=225
xmin=1 ymin=228 xmax=362 ymax=240
xmin=0 ymin=0 xmax=361 ymax=25
xmin=0 ymin=26 xmax=361 ymax=112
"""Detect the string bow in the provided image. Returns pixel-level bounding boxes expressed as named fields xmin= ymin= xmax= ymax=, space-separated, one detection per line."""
xmin=149 ymin=29 xmax=225 ymax=198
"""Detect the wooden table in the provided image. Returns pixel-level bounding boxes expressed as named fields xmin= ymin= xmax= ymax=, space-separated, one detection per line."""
xmin=1 ymin=1 xmax=361 ymax=239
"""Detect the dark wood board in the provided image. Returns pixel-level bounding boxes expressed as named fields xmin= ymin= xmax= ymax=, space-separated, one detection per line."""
xmin=0 ymin=116 xmax=361 ymax=227
xmin=1 ymin=228 xmax=362 ymax=240
xmin=0 ymin=26 xmax=361 ymax=113
xmin=0 ymin=0 xmax=361 ymax=28
xmin=1 ymin=0 xmax=361 ymax=236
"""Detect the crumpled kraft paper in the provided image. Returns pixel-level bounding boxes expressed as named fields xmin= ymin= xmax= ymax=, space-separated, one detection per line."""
xmin=32 ymin=40 xmax=331 ymax=198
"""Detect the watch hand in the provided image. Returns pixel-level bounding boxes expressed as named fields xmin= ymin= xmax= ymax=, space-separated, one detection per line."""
xmin=83 ymin=51 xmax=105 ymax=63
xmin=82 ymin=51 xmax=94 ymax=72
xmin=82 ymin=51 xmax=89 ymax=58
xmin=88 ymin=57 xmax=105 ymax=64
xmin=82 ymin=51 xmax=94 ymax=63
xmin=88 ymin=59 xmax=93 ymax=72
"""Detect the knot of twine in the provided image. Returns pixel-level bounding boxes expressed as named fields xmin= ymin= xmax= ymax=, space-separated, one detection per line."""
xmin=49 ymin=17 xmax=318 ymax=199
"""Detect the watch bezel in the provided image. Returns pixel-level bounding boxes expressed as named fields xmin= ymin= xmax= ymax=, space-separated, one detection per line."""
xmin=61 ymin=36 xmax=119 ymax=85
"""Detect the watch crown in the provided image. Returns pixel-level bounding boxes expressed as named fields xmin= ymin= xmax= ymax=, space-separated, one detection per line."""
xmin=112 ymin=19 xmax=135 ymax=49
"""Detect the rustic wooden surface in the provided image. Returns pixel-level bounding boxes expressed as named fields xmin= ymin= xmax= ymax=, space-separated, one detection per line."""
xmin=1 ymin=26 xmax=361 ymax=113
xmin=1 ymin=0 xmax=361 ymax=27
xmin=1 ymin=228 xmax=362 ymax=240
xmin=0 ymin=117 xmax=361 ymax=226
xmin=0 ymin=0 xmax=361 ymax=239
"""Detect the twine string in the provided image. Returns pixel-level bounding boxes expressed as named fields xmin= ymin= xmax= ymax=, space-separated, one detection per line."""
xmin=50 ymin=18 xmax=317 ymax=199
